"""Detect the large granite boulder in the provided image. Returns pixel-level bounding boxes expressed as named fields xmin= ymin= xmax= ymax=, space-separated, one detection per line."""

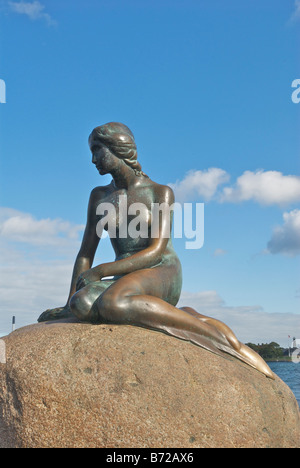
xmin=0 ymin=320 xmax=299 ymax=448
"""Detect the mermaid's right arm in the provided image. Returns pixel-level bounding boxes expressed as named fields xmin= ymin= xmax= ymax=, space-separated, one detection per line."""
xmin=65 ymin=188 xmax=102 ymax=304
xmin=37 ymin=188 xmax=103 ymax=322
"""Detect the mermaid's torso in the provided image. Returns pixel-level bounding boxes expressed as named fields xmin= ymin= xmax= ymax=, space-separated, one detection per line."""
xmin=93 ymin=178 xmax=182 ymax=278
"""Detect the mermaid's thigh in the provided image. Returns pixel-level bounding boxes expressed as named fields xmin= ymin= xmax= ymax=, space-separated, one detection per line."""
xmin=97 ymin=264 xmax=181 ymax=317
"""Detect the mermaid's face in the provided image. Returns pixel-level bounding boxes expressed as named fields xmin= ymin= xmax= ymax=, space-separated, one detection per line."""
xmin=90 ymin=141 xmax=120 ymax=175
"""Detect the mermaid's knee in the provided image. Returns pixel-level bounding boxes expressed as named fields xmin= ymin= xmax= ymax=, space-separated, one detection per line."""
xmin=70 ymin=291 xmax=96 ymax=322
xmin=96 ymin=291 xmax=131 ymax=323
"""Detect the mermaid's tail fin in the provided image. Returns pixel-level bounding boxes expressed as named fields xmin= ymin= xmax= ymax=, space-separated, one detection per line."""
xmin=161 ymin=308 xmax=275 ymax=380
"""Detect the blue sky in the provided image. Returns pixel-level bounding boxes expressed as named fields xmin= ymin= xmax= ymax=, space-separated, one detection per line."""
xmin=0 ymin=0 xmax=299 ymax=346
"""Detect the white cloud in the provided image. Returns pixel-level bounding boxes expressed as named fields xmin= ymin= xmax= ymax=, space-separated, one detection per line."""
xmin=266 ymin=209 xmax=300 ymax=257
xmin=0 ymin=207 xmax=117 ymax=336
xmin=170 ymin=168 xmax=300 ymax=206
xmin=290 ymin=0 xmax=300 ymax=21
xmin=169 ymin=168 xmax=230 ymax=202
xmin=8 ymin=1 xmax=56 ymax=25
xmin=220 ymin=170 xmax=300 ymax=206
xmin=0 ymin=207 xmax=84 ymax=247
xmin=178 ymin=290 xmax=300 ymax=347
xmin=0 ymin=246 xmax=75 ymax=334
xmin=213 ymin=248 xmax=227 ymax=257
xmin=0 ymin=207 xmax=85 ymax=334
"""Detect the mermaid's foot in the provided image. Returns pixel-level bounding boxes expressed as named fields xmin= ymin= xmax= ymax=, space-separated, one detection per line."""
xmin=38 ymin=305 xmax=73 ymax=323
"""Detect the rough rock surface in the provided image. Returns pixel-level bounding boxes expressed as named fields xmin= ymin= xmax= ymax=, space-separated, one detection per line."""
xmin=0 ymin=319 xmax=299 ymax=448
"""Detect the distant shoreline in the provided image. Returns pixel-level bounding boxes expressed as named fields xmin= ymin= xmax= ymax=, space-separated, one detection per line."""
xmin=266 ymin=359 xmax=293 ymax=363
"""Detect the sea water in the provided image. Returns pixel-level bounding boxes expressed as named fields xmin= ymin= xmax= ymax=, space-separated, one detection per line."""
xmin=268 ymin=362 xmax=300 ymax=407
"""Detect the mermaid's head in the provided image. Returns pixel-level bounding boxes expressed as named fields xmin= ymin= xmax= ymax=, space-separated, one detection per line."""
xmin=89 ymin=122 xmax=147 ymax=177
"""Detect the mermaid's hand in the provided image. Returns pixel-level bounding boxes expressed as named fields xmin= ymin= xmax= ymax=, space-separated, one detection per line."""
xmin=76 ymin=268 xmax=102 ymax=290
xmin=37 ymin=305 xmax=72 ymax=323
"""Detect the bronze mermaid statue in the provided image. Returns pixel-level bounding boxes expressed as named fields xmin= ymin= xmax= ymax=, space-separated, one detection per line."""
xmin=38 ymin=122 xmax=274 ymax=380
